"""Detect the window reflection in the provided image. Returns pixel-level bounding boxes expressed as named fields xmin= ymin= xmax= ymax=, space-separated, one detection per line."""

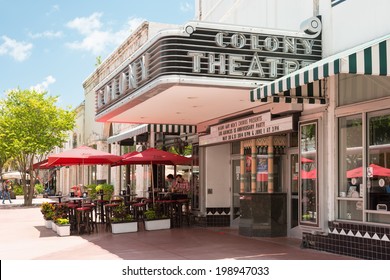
xmin=300 ymin=123 xmax=317 ymax=224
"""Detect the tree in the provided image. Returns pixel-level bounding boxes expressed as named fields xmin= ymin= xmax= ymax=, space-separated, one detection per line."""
xmin=0 ymin=89 xmax=76 ymax=206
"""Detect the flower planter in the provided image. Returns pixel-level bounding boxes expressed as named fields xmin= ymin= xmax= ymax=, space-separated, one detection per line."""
xmin=44 ymin=219 xmax=52 ymax=229
xmin=51 ymin=221 xmax=57 ymax=232
xmin=144 ymin=218 xmax=171 ymax=231
xmin=56 ymin=224 xmax=70 ymax=237
xmin=111 ymin=221 xmax=138 ymax=234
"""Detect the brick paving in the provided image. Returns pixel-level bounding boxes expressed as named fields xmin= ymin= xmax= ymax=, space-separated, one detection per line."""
xmin=0 ymin=200 xmax=356 ymax=260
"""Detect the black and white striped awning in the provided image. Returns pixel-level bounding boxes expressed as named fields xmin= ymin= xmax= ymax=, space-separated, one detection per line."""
xmin=250 ymin=34 xmax=390 ymax=104
xmin=107 ymin=124 xmax=197 ymax=144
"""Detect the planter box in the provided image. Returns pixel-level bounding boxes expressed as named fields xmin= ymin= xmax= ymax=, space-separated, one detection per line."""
xmin=111 ymin=221 xmax=138 ymax=234
xmin=144 ymin=218 xmax=171 ymax=231
xmin=44 ymin=219 xmax=52 ymax=229
xmin=56 ymin=224 xmax=70 ymax=237
xmin=51 ymin=221 xmax=57 ymax=232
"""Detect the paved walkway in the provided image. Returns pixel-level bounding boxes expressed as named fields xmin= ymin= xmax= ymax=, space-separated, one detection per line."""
xmin=0 ymin=200 xmax=357 ymax=260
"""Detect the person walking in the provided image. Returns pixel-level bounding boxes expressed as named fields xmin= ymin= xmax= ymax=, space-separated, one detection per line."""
xmin=2 ymin=180 xmax=12 ymax=204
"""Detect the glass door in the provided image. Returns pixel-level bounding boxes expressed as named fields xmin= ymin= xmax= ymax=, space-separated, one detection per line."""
xmin=287 ymin=149 xmax=301 ymax=238
xmin=232 ymin=159 xmax=241 ymax=221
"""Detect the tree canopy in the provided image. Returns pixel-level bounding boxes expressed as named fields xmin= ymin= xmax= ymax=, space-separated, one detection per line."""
xmin=0 ymin=88 xmax=76 ymax=206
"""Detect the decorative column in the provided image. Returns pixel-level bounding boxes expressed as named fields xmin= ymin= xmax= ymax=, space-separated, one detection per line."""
xmin=240 ymin=141 xmax=245 ymax=193
xmin=267 ymin=136 xmax=274 ymax=193
xmin=251 ymin=139 xmax=257 ymax=193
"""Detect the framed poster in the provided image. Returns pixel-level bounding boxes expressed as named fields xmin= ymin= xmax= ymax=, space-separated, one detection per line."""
xmin=256 ymin=155 xmax=268 ymax=182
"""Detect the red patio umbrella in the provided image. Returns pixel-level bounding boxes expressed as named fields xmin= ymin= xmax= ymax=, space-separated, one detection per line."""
xmin=47 ymin=146 xmax=122 ymax=191
xmin=47 ymin=146 xmax=122 ymax=166
xmin=33 ymin=159 xmax=52 ymax=170
xmin=301 ymin=169 xmax=317 ymax=179
xmin=347 ymin=163 xmax=390 ymax=178
xmin=293 ymin=169 xmax=317 ymax=180
xmin=111 ymin=151 xmax=140 ymax=166
xmin=301 ymin=157 xmax=314 ymax=163
xmin=123 ymin=148 xmax=192 ymax=203
xmin=123 ymin=148 xmax=192 ymax=166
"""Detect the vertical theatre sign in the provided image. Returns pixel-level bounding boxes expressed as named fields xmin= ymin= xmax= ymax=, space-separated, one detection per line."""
xmin=199 ymin=112 xmax=295 ymax=146
xmin=95 ymin=17 xmax=322 ymax=111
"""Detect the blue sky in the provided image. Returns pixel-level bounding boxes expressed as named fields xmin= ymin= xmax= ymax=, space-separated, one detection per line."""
xmin=0 ymin=0 xmax=194 ymax=109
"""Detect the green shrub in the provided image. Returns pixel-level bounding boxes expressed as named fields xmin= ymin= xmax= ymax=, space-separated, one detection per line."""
xmin=111 ymin=203 xmax=133 ymax=223
xmin=144 ymin=209 xmax=157 ymax=220
xmin=13 ymin=184 xmax=24 ymax=195
xmin=53 ymin=203 xmax=69 ymax=221
xmin=35 ymin=184 xmax=44 ymax=194
xmin=144 ymin=205 xmax=167 ymax=220
xmin=56 ymin=218 xmax=70 ymax=225
xmin=86 ymin=184 xmax=98 ymax=200
xmin=40 ymin=202 xmax=55 ymax=220
xmin=96 ymin=183 xmax=114 ymax=200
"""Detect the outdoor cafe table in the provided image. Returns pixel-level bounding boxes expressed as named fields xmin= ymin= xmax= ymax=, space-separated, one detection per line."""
xmin=68 ymin=197 xmax=87 ymax=207
xmin=49 ymin=195 xmax=64 ymax=203
xmin=158 ymin=192 xmax=171 ymax=200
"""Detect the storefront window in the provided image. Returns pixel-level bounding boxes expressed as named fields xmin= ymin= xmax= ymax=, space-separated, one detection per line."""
xmin=367 ymin=110 xmax=390 ymax=216
xmin=337 ymin=109 xmax=390 ymax=224
xmin=300 ymin=122 xmax=318 ymax=225
xmin=338 ymin=115 xmax=363 ymax=221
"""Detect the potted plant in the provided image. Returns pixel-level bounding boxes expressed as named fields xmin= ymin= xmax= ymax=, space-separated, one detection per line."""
xmin=55 ymin=218 xmax=71 ymax=236
xmin=110 ymin=203 xmax=137 ymax=234
xmin=40 ymin=202 xmax=55 ymax=229
xmin=52 ymin=203 xmax=69 ymax=233
xmin=144 ymin=207 xmax=171 ymax=231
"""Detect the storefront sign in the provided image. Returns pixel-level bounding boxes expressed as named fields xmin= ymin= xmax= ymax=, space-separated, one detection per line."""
xmin=199 ymin=111 xmax=294 ymax=146
xmin=95 ymin=19 xmax=322 ymax=111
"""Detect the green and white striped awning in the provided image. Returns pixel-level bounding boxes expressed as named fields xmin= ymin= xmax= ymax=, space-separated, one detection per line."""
xmin=250 ymin=34 xmax=390 ymax=104
xmin=107 ymin=124 xmax=197 ymax=144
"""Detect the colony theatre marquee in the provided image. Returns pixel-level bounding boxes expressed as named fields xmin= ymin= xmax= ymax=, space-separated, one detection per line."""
xmin=95 ymin=17 xmax=322 ymax=113
xmin=199 ymin=111 xmax=295 ymax=146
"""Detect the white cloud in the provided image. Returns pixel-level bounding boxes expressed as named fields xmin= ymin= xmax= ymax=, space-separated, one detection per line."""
xmin=0 ymin=36 xmax=33 ymax=62
xmin=180 ymin=2 xmax=193 ymax=12
xmin=28 ymin=31 xmax=63 ymax=39
xmin=65 ymin=13 xmax=144 ymax=56
xmin=30 ymin=75 xmax=56 ymax=92
xmin=66 ymin=30 xmax=111 ymax=55
xmin=66 ymin=12 xmax=103 ymax=35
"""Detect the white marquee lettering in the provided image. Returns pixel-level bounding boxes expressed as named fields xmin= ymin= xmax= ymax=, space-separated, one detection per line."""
xmin=140 ymin=55 xmax=149 ymax=81
xmin=284 ymin=59 xmax=299 ymax=74
xmin=128 ymin=64 xmax=138 ymax=89
xmin=283 ymin=36 xmax=297 ymax=53
xmin=247 ymin=53 xmax=265 ymax=77
xmin=264 ymin=57 xmax=281 ymax=78
xmin=208 ymin=53 xmax=226 ymax=74
xmin=229 ymin=55 xmax=245 ymax=76
xmin=264 ymin=36 xmax=279 ymax=52
xmin=215 ymin=32 xmax=228 ymax=47
xmin=230 ymin=33 xmax=246 ymax=49
xmin=300 ymin=39 xmax=315 ymax=54
xmin=188 ymin=52 xmax=205 ymax=72
xmin=119 ymin=72 xmax=126 ymax=95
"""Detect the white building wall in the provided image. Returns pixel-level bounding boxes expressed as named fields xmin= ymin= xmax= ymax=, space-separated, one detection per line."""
xmin=324 ymin=0 xmax=390 ymax=55
xmin=204 ymin=144 xmax=231 ymax=207
xmin=196 ymin=0 xmax=314 ymax=31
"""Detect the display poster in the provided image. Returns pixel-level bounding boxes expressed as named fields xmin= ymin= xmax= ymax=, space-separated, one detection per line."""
xmin=246 ymin=156 xmax=251 ymax=172
xmin=257 ymin=155 xmax=268 ymax=182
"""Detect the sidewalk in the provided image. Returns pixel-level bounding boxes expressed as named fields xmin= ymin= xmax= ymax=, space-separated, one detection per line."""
xmin=0 ymin=202 xmax=357 ymax=260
